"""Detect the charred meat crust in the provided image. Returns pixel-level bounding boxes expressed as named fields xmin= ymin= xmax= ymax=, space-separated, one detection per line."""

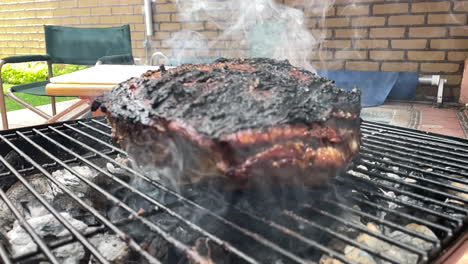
xmin=95 ymin=58 xmax=362 ymax=187
xmin=95 ymin=58 xmax=361 ymax=139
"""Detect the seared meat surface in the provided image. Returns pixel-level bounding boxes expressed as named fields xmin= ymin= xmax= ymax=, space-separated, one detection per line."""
xmin=93 ymin=58 xmax=361 ymax=188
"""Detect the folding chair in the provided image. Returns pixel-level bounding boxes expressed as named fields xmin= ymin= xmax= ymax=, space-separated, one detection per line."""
xmin=0 ymin=24 xmax=134 ymax=129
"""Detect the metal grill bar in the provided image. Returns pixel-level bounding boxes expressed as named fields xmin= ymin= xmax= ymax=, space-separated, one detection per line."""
xmin=346 ymin=195 xmax=451 ymax=236
xmin=352 ymin=162 xmax=468 ymax=203
xmin=362 ymin=141 xmax=468 ymax=173
xmin=0 ymin=135 xmax=112 ymax=264
xmin=361 ymin=123 xmax=468 ymax=147
xmin=361 ymin=128 xmax=468 ymax=158
xmin=337 ymin=176 xmax=463 ymax=227
xmin=359 ymin=153 xmax=468 ymax=186
xmin=324 ymin=200 xmax=439 ymax=245
xmin=0 ymin=186 xmax=60 ymax=264
xmin=52 ymin=125 xmax=319 ymax=263
xmin=282 ymin=210 xmax=401 ymax=264
xmin=0 ymin=117 xmax=466 ymax=264
xmin=14 ymin=130 xmax=163 ymax=264
xmin=303 ymin=205 xmax=428 ymax=263
xmin=0 ymin=243 xmax=12 ymax=264
xmin=32 ymin=128 xmax=260 ymax=264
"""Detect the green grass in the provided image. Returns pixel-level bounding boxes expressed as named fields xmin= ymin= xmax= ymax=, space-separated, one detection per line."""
xmin=3 ymin=84 xmax=76 ymax=112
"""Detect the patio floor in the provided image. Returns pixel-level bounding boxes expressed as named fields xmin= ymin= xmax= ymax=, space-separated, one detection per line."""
xmin=0 ymin=101 xmax=467 ymax=139
xmin=0 ymin=99 xmax=87 ymax=130
xmin=362 ymin=102 xmax=467 ymax=138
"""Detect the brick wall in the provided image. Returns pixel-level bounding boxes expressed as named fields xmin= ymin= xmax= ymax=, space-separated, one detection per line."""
xmin=0 ymin=0 xmax=145 ymax=61
xmin=152 ymin=0 xmax=468 ymax=101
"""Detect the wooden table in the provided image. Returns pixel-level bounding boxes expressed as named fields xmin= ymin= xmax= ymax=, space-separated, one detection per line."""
xmin=45 ymin=64 xmax=161 ymax=121
xmin=46 ymin=64 xmax=161 ymax=97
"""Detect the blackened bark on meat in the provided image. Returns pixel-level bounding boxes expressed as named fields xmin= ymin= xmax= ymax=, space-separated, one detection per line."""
xmin=95 ymin=58 xmax=360 ymax=138
xmin=94 ymin=58 xmax=361 ymax=188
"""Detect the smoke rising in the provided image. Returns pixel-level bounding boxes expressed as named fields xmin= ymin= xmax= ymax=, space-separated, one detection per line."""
xmin=159 ymin=0 xmax=335 ymax=72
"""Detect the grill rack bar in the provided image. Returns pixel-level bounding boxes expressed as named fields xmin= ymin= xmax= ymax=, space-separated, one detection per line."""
xmin=54 ymin=124 xmax=323 ymax=263
xmin=0 ymin=133 xmax=155 ymax=264
xmin=0 ymin=117 xmax=465 ymax=264
xmin=0 ymin=184 xmax=60 ymax=264
xmin=36 ymin=127 xmax=261 ymax=264
xmin=362 ymin=141 xmax=468 ymax=174
xmin=353 ymin=160 xmax=468 ymax=204
xmin=303 ymin=205 xmax=428 ymax=263
xmin=346 ymin=195 xmax=452 ymax=237
xmin=338 ymin=176 xmax=464 ymax=225
xmin=361 ymin=128 xmax=468 ymax=158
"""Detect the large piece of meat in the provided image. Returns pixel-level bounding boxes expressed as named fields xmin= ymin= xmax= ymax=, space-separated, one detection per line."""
xmin=92 ymin=58 xmax=361 ymax=188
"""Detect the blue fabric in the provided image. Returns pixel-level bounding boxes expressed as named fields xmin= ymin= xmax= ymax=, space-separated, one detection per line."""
xmin=317 ymin=70 xmax=418 ymax=107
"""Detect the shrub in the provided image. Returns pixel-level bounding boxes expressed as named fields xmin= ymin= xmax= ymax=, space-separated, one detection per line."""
xmin=2 ymin=62 xmax=88 ymax=85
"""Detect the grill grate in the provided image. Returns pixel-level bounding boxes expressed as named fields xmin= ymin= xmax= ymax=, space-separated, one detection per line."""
xmin=0 ymin=117 xmax=466 ymax=264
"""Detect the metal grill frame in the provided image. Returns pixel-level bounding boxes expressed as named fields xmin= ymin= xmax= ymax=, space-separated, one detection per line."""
xmin=0 ymin=116 xmax=466 ymax=264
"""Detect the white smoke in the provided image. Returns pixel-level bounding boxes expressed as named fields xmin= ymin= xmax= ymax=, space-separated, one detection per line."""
xmin=159 ymin=0 xmax=335 ymax=72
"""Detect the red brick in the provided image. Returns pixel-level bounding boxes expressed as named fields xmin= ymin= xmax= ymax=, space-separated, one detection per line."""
xmin=345 ymin=61 xmax=379 ymax=71
xmin=431 ymin=39 xmax=468 ymax=50
xmin=392 ymin=39 xmax=427 ymax=49
xmin=421 ymin=63 xmax=460 ymax=73
xmin=160 ymin=23 xmax=181 ymax=31
xmin=448 ymin=52 xmax=468 ymax=61
xmin=408 ymin=51 xmax=445 ymax=61
xmin=334 ymin=29 xmax=368 ymax=39
xmin=370 ymin=27 xmax=405 ymax=38
xmin=311 ymin=60 xmax=344 ymax=70
xmin=305 ymin=7 xmax=335 ymax=17
xmin=354 ymin=39 xmax=389 ymax=49
xmin=373 ymin=3 xmax=408 ymax=14
xmin=388 ymin=15 xmax=424 ymax=25
xmin=382 ymin=62 xmax=418 ymax=72
xmin=322 ymin=40 xmax=351 ymax=49
xmin=308 ymin=50 xmax=334 ymax=60
xmin=335 ymin=50 xmax=367 ymax=59
xmin=411 ymin=1 xmax=450 ymax=12
xmin=370 ymin=51 xmax=404 ymax=60
xmin=408 ymin=27 xmax=447 ymax=38
xmin=450 ymin=26 xmax=468 ymax=36
xmin=336 ymin=5 xmax=369 ymax=16
xmin=352 ymin=17 xmax=385 ymax=27
xmin=319 ymin=18 xmax=349 ymax=28
xmin=453 ymin=1 xmax=468 ymax=12
xmin=428 ymin=14 xmax=467 ymax=25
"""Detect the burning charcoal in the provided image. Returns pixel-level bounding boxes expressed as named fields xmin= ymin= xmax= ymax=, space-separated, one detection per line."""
xmin=351 ymin=222 xmax=421 ymax=264
xmin=348 ymin=169 xmax=370 ymax=180
xmin=319 ymin=245 xmax=378 ymax=264
xmin=106 ymin=155 xmax=131 ymax=177
xmin=191 ymin=237 xmax=234 ymax=264
xmin=7 ymin=213 xmax=88 ymax=263
xmin=449 ymin=182 xmax=468 ymax=200
xmin=50 ymin=166 xmax=105 ymax=225
xmin=89 ymin=233 xmax=129 ymax=264
xmin=0 ymin=151 xmax=23 ymax=173
xmin=0 ymin=175 xmax=54 ymax=234
xmin=336 ymin=205 xmax=365 ymax=238
xmin=50 ymin=166 xmax=98 ymax=196
xmin=388 ymin=223 xmax=437 ymax=251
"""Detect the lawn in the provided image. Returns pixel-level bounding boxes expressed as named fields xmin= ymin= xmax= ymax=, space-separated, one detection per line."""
xmin=3 ymin=83 xmax=76 ymax=112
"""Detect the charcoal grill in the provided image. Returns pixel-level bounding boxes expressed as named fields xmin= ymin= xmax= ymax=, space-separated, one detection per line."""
xmin=0 ymin=117 xmax=466 ymax=264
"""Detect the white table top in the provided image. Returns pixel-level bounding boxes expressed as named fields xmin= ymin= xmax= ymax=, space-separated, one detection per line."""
xmin=46 ymin=64 xmax=162 ymax=97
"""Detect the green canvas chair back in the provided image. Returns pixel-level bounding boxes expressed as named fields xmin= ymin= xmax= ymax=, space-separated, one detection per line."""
xmin=44 ymin=25 xmax=133 ymax=65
